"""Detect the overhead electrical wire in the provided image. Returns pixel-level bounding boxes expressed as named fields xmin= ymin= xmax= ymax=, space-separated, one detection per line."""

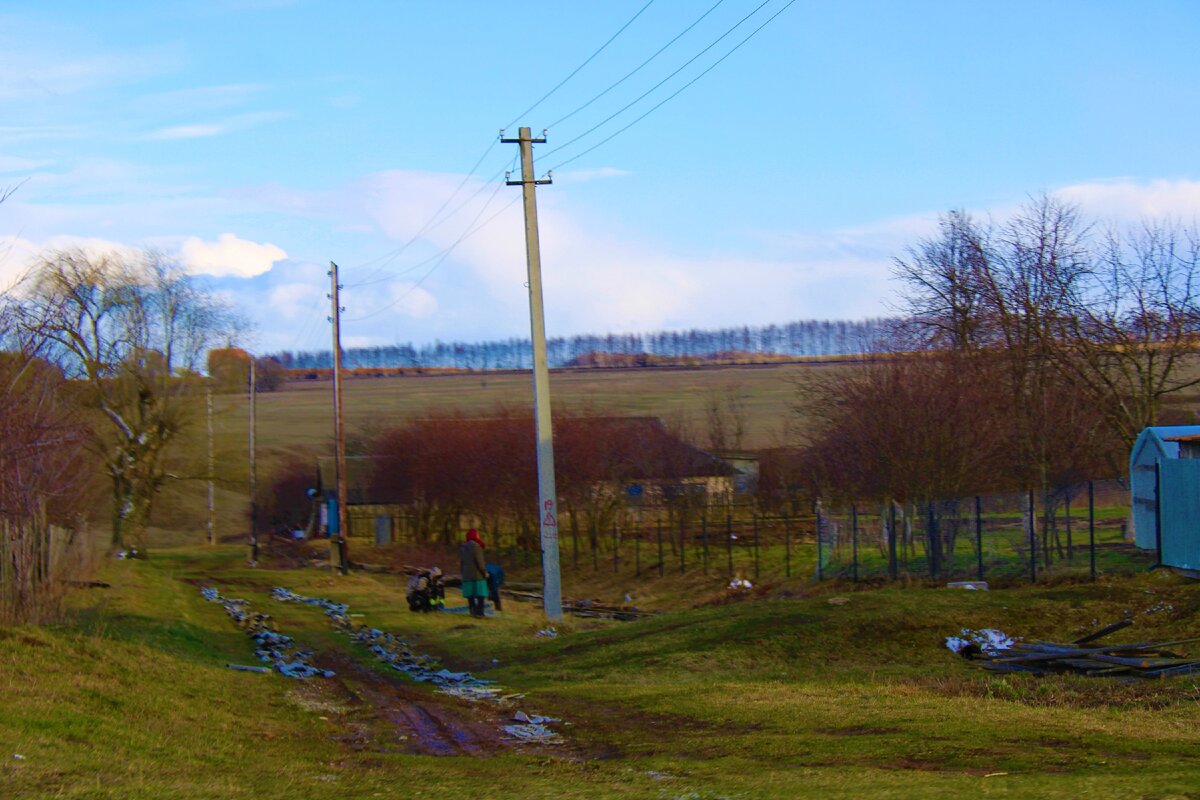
xmin=344 ymin=179 xmax=518 ymax=323
xmin=340 ymin=1 xmax=664 ymax=294
xmin=546 ymin=0 xmax=727 ymax=130
xmin=345 ymin=1 xmax=660 ymax=289
xmin=540 ymin=0 xmax=775 ymax=165
xmin=503 ymin=0 xmax=657 ymax=130
xmin=342 ymin=142 xmax=506 ymax=286
xmin=332 ymin=0 xmax=797 ymax=340
xmin=344 ymin=153 xmax=517 ymax=289
xmin=549 ymin=0 xmax=796 ymax=170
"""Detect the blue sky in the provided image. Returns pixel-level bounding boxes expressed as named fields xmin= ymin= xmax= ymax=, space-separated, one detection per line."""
xmin=2 ymin=0 xmax=1199 ymax=354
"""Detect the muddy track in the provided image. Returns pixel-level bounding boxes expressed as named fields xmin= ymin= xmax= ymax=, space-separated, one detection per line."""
xmin=308 ymin=650 xmax=508 ymax=757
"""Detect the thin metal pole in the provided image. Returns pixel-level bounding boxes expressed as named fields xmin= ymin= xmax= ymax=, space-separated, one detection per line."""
xmin=752 ymin=513 xmax=759 ymax=580
xmin=679 ymin=512 xmax=686 ymax=575
xmin=656 ymin=515 xmax=664 ymax=577
xmin=503 ymin=127 xmax=561 ymax=621
xmin=1065 ymin=490 xmax=1073 ymax=561
xmin=975 ymin=495 xmax=983 ymax=581
xmin=816 ymin=503 xmax=824 ymax=581
xmin=1088 ymin=481 xmax=1096 ymax=580
xmin=249 ymin=358 xmax=258 ymax=564
xmin=206 ymin=385 xmax=215 ymax=546
xmin=612 ymin=520 xmax=618 ymax=574
xmin=888 ymin=502 xmax=898 ymax=580
xmin=725 ymin=512 xmax=733 ymax=577
xmin=329 ymin=262 xmax=349 ymax=575
xmin=784 ymin=512 xmax=791 ymax=578
xmin=851 ymin=504 xmax=859 ymax=583
xmin=1028 ymin=489 xmax=1037 ymax=583
xmin=927 ymin=501 xmax=937 ymax=580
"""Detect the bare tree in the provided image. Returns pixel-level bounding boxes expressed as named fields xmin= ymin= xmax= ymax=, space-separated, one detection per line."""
xmin=10 ymin=248 xmax=236 ymax=547
xmin=704 ymin=383 xmax=748 ymax=453
xmin=1057 ymin=222 xmax=1200 ymax=445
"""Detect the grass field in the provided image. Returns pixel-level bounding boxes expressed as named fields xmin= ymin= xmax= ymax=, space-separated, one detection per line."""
xmin=151 ymin=362 xmax=835 ymax=539
xmin=3 ymin=542 xmax=1199 ymax=799
xmin=253 ymin=362 xmax=829 ymax=450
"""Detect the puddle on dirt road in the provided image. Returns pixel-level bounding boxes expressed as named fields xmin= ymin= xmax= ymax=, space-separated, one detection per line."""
xmin=271 ymin=587 xmax=567 ymax=750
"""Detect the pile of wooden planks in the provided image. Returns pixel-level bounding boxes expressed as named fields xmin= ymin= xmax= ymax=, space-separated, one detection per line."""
xmin=970 ymin=620 xmax=1200 ymax=679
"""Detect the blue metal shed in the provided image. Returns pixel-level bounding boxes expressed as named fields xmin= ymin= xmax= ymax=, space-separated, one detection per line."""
xmin=1129 ymin=425 xmax=1200 ymax=550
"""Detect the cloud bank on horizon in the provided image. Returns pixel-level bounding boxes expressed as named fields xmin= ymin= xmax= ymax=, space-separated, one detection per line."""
xmin=5 ymin=172 xmax=1200 ymax=355
xmin=1 ymin=2 xmax=1198 ymax=354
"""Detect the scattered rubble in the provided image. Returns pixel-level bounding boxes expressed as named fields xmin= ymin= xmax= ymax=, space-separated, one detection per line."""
xmin=200 ymin=586 xmax=334 ymax=679
xmin=503 ymin=710 xmax=562 ymax=743
xmin=271 ymin=586 xmax=565 ymax=744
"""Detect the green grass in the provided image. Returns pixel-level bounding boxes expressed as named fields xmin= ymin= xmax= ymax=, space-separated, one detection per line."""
xmin=4 ymin=544 xmax=1199 ymax=798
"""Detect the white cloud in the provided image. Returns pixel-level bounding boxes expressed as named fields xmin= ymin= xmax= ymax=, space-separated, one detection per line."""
xmin=180 ymin=233 xmax=286 ymax=277
xmin=346 ymin=281 xmax=438 ymax=323
xmin=136 ymin=83 xmax=269 ymax=114
xmin=268 ymin=282 xmax=324 ymax=319
xmin=1054 ymin=178 xmax=1200 ymax=222
xmin=145 ymin=124 xmax=227 ymax=141
xmin=0 ymin=234 xmax=145 ymax=292
xmin=555 ymin=167 xmax=632 ymax=184
xmin=142 ymin=112 xmax=288 ymax=142
xmin=0 ymin=156 xmax=50 ymax=174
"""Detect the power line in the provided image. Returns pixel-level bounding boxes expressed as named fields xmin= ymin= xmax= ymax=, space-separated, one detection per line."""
xmin=546 ymin=0 xmax=728 ymax=130
xmin=540 ymin=0 xmax=774 ymax=165
xmin=504 ymin=0 xmax=657 ymax=130
xmin=343 ymin=153 xmax=518 ymax=289
xmin=343 ymin=142 xmax=506 ymax=286
xmin=344 ymin=182 xmax=519 ymax=323
xmin=550 ymin=0 xmax=798 ymax=172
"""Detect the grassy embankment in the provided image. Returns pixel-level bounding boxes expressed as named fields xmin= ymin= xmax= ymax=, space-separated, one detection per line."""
xmin=3 ymin=543 xmax=1199 ymax=799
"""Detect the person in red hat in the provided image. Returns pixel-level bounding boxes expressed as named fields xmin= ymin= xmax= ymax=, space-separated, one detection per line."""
xmin=459 ymin=528 xmax=489 ymax=618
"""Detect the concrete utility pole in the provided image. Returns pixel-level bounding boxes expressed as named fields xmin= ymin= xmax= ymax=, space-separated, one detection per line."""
xmin=502 ymin=126 xmax=562 ymax=621
xmin=248 ymin=357 xmax=258 ymax=565
xmin=329 ymin=262 xmax=349 ymax=575
xmin=207 ymin=385 xmax=215 ymax=546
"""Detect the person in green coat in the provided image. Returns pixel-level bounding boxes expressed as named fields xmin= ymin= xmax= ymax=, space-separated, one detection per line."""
xmin=459 ymin=529 xmax=489 ymax=618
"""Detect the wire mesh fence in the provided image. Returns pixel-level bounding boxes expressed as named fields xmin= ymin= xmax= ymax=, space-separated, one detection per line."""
xmin=348 ymin=478 xmax=1149 ymax=585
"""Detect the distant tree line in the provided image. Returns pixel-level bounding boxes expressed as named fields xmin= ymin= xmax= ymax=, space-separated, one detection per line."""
xmin=270 ymin=318 xmax=889 ymax=371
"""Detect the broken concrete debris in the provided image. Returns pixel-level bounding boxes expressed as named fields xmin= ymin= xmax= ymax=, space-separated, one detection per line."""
xmin=945 ymin=628 xmax=1017 ymax=656
xmin=200 ymin=586 xmax=334 ymax=679
xmin=270 ymin=586 xmax=564 ymax=744
xmin=226 ymin=663 xmax=272 ymax=673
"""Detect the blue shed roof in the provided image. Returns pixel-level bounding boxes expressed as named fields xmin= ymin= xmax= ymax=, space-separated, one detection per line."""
xmin=1131 ymin=425 xmax=1200 ymax=466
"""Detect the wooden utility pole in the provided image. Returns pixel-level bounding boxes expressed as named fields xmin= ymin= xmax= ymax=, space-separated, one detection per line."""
xmin=207 ymin=385 xmax=215 ymax=546
xmin=502 ymin=126 xmax=562 ymax=621
xmin=248 ymin=357 xmax=258 ymax=565
xmin=329 ymin=262 xmax=349 ymax=575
